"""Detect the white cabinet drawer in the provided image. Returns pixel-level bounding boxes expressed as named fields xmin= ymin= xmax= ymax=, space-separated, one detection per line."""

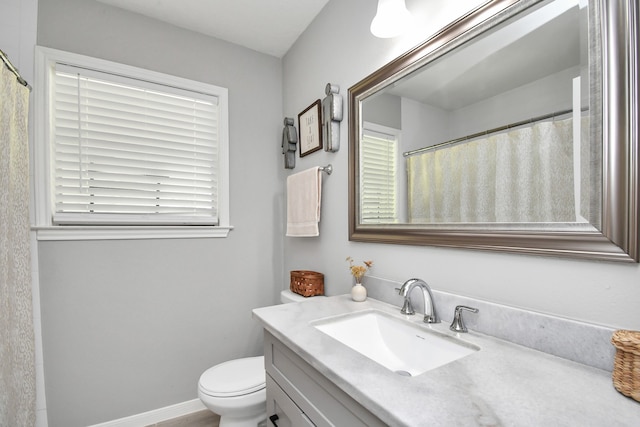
xmin=266 ymin=374 xmax=315 ymax=427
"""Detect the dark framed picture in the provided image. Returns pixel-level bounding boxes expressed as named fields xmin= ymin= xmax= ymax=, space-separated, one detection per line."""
xmin=298 ymin=100 xmax=322 ymax=157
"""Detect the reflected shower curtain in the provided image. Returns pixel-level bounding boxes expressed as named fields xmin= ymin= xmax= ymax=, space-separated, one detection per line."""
xmin=407 ymin=118 xmax=576 ymax=223
xmin=0 ymin=66 xmax=35 ymax=425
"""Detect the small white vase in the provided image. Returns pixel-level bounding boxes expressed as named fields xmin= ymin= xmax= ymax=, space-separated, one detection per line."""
xmin=351 ymin=282 xmax=367 ymax=302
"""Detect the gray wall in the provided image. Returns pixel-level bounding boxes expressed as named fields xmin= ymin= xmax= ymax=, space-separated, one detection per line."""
xmin=282 ymin=0 xmax=640 ymax=331
xmin=363 ymin=93 xmax=401 ymax=129
xmin=401 ymin=97 xmax=451 ymax=151
xmin=449 ymin=66 xmax=583 ymax=139
xmin=36 ymin=0 xmax=283 ymax=425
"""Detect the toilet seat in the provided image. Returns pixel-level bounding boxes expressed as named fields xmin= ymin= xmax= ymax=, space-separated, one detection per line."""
xmin=199 ymin=356 xmax=265 ymax=397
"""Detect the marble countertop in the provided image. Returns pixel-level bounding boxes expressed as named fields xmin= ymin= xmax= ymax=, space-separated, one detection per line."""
xmin=252 ymin=295 xmax=640 ymax=427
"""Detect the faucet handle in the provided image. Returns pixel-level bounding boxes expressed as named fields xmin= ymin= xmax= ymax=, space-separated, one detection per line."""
xmin=449 ymin=305 xmax=478 ymax=333
xmin=396 ymin=287 xmax=416 ymax=315
xmin=401 ymin=298 xmax=415 ymax=315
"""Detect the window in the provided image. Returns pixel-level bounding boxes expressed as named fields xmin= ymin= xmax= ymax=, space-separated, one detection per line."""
xmin=359 ymin=123 xmax=399 ymax=224
xmin=34 ymin=47 xmax=230 ymax=240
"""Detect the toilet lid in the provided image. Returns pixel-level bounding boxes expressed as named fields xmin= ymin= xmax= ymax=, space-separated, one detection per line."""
xmin=199 ymin=356 xmax=266 ymax=397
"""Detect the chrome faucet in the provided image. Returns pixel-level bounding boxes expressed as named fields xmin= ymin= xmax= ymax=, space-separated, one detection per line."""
xmin=397 ymin=278 xmax=440 ymax=323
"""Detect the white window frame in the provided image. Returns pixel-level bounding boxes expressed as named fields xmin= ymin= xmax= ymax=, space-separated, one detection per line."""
xmin=33 ymin=46 xmax=232 ymax=240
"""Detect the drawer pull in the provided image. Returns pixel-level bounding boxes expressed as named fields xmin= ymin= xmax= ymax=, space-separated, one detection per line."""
xmin=269 ymin=414 xmax=280 ymax=426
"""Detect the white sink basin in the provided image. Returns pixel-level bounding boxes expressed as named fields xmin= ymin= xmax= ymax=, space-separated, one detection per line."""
xmin=312 ymin=309 xmax=479 ymax=376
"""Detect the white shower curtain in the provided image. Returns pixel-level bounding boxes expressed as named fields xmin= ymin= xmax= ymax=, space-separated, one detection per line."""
xmin=0 ymin=66 xmax=36 ymax=426
xmin=407 ymin=118 xmax=577 ymax=223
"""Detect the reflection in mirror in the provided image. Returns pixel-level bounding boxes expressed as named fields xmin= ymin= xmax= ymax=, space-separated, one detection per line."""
xmin=349 ymin=0 xmax=639 ymax=262
xmin=360 ymin=0 xmax=597 ymax=227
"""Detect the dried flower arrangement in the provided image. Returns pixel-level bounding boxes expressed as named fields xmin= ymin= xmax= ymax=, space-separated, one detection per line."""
xmin=346 ymin=256 xmax=373 ymax=283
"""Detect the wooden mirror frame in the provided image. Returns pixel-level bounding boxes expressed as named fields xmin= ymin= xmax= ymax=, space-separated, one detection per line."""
xmin=348 ymin=0 xmax=639 ymax=262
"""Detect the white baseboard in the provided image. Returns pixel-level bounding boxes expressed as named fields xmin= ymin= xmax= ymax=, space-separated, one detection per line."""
xmin=87 ymin=399 xmax=207 ymax=427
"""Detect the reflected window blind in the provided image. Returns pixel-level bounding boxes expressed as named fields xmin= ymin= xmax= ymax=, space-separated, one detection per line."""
xmin=52 ymin=64 xmax=219 ymax=225
xmin=360 ymin=129 xmax=398 ymax=223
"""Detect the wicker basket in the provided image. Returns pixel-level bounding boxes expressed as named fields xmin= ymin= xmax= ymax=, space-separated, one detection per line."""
xmin=611 ymin=330 xmax=640 ymax=402
xmin=290 ymin=270 xmax=324 ymax=297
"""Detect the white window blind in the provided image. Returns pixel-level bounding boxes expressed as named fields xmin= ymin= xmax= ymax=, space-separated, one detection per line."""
xmin=52 ymin=64 xmax=220 ymax=225
xmin=360 ymin=128 xmax=398 ymax=224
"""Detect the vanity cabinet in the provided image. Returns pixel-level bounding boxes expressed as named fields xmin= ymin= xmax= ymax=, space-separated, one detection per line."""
xmin=264 ymin=331 xmax=386 ymax=427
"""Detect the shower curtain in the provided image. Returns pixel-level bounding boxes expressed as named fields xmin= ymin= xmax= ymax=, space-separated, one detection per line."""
xmin=407 ymin=118 xmax=578 ymax=223
xmin=0 ymin=66 xmax=36 ymax=426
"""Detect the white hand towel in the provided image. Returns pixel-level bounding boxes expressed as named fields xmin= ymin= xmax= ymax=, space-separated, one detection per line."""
xmin=286 ymin=167 xmax=321 ymax=237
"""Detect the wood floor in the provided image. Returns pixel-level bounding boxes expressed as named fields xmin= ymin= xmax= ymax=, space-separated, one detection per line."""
xmin=146 ymin=410 xmax=220 ymax=427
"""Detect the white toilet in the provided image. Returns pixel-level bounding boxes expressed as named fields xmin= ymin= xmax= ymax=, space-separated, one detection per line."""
xmin=198 ymin=289 xmax=315 ymax=427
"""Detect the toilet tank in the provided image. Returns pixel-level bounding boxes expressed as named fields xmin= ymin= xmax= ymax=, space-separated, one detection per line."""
xmin=280 ymin=289 xmax=318 ymax=304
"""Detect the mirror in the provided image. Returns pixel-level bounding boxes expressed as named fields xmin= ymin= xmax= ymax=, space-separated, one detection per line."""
xmin=349 ymin=0 xmax=639 ymax=262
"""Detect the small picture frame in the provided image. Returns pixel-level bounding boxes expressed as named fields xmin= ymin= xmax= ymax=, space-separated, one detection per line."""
xmin=298 ymin=100 xmax=323 ymax=157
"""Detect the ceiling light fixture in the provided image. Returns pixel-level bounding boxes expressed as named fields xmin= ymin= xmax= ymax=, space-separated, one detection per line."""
xmin=370 ymin=0 xmax=413 ymax=38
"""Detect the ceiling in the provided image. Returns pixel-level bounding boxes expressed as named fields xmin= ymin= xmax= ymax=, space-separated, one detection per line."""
xmin=97 ymin=0 xmax=331 ymax=58
xmin=387 ymin=0 xmax=582 ymax=110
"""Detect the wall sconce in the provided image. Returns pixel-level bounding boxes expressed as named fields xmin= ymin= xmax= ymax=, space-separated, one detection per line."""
xmin=370 ymin=0 xmax=413 ymax=38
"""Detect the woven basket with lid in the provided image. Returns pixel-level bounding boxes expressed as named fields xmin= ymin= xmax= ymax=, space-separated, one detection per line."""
xmin=611 ymin=330 xmax=640 ymax=402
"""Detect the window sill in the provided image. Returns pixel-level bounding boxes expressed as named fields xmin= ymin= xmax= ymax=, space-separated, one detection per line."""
xmin=33 ymin=225 xmax=234 ymax=241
